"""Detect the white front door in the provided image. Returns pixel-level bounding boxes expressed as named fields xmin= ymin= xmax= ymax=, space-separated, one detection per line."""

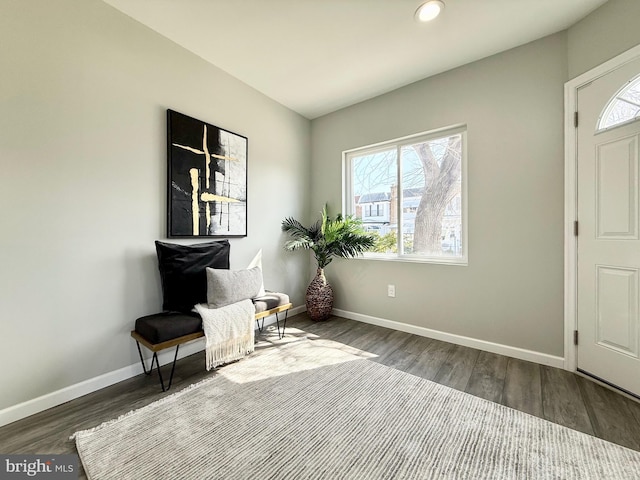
xmin=577 ymin=56 xmax=640 ymax=397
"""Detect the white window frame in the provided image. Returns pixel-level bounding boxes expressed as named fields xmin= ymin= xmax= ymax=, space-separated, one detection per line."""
xmin=343 ymin=124 xmax=468 ymax=266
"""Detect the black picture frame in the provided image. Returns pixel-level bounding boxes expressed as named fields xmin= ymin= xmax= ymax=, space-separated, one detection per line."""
xmin=167 ymin=109 xmax=248 ymax=238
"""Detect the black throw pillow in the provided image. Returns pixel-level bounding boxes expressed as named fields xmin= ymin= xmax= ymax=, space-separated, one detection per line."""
xmin=155 ymin=240 xmax=230 ymax=313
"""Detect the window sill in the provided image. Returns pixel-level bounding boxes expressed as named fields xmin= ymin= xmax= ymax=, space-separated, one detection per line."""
xmin=354 ymin=253 xmax=468 ymax=266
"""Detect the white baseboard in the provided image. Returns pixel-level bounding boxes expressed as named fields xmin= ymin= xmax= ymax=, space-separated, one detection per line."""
xmin=332 ymin=308 xmax=565 ymax=369
xmin=0 ymin=340 xmax=205 ymax=429
xmin=4 ymin=305 xmax=555 ymax=427
xmin=0 ymin=305 xmax=305 ymax=428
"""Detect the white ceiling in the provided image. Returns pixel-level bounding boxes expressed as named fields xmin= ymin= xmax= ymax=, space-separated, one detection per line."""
xmin=102 ymin=0 xmax=608 ymax=119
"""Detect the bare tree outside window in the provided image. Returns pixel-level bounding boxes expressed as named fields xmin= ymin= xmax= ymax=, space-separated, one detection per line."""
xmin=406 ymin=134 xmax=462 ymax=255
xmin=345 ymin=127 xmax=466 ymax=263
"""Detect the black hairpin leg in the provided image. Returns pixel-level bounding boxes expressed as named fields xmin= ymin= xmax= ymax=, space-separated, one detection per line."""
xmin=136 ymin=341 xmax=156 ymax=375
xmin=135 ymin=341 xmax=179 ymax=392
xmin=162 ymin=345 xmax=179 ymax=392
xmin=275 ymin=310 xmax=289 ymax=339
xmin=256 ymin=318 xmax=265 ymax=332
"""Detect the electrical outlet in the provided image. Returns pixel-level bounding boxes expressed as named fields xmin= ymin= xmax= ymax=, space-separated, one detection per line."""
xmin=387 ymin=284 xmax=396 ymax=297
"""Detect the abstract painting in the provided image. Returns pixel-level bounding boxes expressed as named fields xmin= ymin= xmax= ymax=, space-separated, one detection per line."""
xmin=167 ymin=110 xmax=247 ymax=237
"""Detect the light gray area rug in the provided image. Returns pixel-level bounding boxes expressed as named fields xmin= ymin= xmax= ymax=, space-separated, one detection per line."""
xmin=73 ymin=340 xmax=640 ymax=479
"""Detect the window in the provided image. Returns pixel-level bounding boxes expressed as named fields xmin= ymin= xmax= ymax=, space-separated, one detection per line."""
xmin=344 ymin=125 xmax=467 ymax=265
xmin=598 ymin=73 xmax=640 ymax=131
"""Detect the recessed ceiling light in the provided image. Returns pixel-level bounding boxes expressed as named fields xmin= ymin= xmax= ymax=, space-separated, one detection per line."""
xmin=415 ymin=0 xmax=445 ymax=22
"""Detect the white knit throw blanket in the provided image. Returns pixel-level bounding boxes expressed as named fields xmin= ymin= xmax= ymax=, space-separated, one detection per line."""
xmin=194 ymin=299 xmax=255 ymax=371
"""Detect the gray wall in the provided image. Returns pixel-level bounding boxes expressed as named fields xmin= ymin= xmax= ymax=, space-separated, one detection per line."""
xmin=568 ymin=0 xmax=640 ymax=79
xmin=0 ymin=0 xmax=310 ymax=411
xmin=310 ymin=33 xmax=567 ymax=356
xmin=4 ymin=0 xmax=640 ymax=415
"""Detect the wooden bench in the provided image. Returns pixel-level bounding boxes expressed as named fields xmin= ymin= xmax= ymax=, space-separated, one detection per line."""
xmin=131 ymin=296 xmax=291 ymax=391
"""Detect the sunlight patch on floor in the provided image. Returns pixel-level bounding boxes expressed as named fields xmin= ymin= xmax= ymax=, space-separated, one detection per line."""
xmin=221 ymin=337 xmax=377 ymax=384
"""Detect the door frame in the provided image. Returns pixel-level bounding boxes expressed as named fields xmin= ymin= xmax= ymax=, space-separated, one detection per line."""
xmin=564 ymin=43 xmax=640 ymax=372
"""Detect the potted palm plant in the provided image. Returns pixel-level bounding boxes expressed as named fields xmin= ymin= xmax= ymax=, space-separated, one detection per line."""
xmin=282 ymin=205 xmax=375 ymax=321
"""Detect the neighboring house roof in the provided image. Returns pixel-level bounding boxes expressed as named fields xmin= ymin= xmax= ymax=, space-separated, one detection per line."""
xmin=358 ymin=192 xmax=390 ymax=203
xmin=357 ymin=188 xmax=424 ymax=204
xmin=404 ymin=187 xmax=424 ymax=198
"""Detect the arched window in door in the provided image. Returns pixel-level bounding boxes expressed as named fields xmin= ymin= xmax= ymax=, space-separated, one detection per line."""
xmin=598 ymin=73 xmax=640 ymax=132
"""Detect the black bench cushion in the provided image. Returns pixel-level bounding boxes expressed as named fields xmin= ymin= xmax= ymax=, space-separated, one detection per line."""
xmin=135 ymin=311 xmax=202 ymax=344
xmin=135 ymin=292 xmax=290 ymax=345
xmin=252 ymin=292 xmax=290 ymax=313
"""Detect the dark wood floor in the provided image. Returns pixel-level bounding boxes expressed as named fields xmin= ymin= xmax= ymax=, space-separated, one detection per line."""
xmin=2 ymin=314 xmax=640 ymax=478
